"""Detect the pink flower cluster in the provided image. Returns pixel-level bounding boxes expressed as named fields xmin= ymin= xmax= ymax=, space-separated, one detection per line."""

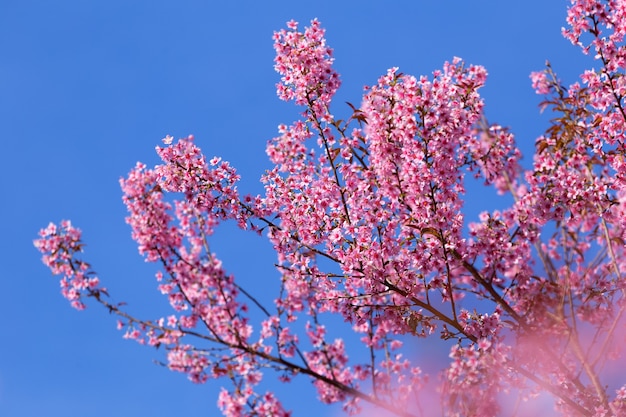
xmin=36 ymin=6 xmax=626 ymax=417
xmin=34 ymin=221 xmax=102 ymax=310
xmin=274 ymin=19 xmax=340 ymax=108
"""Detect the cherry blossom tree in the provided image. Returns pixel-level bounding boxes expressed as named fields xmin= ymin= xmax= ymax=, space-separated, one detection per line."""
xmin=35 ymin=1 xmax=626 ymax=416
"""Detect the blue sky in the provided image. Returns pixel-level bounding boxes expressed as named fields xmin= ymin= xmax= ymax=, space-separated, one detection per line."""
xmin=0 ymin=1 xmax=591 ymax=416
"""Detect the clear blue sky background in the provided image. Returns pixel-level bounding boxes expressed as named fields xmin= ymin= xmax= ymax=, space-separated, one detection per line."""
xmin=0 ymin=1 xmax=593 ymax=416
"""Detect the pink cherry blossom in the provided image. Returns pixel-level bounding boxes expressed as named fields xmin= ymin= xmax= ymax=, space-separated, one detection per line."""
xmin=36 ymin=7 xmax=626 ymax=417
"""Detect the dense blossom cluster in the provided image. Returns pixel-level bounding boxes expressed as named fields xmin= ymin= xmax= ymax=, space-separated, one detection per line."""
xmin=34 ymin=221 xmax=102 ymax=310
xmin=36 ymin=1 xmax=626 ymax=416
xmin=273 ymin=19 xmax=340 ymax=110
